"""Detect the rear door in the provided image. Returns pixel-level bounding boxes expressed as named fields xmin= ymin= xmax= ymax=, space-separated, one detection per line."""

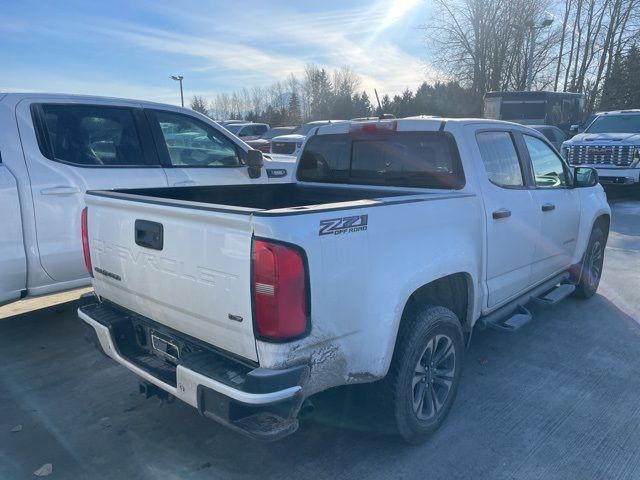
xmin=475 ymin=130 xmax=540 ymax=307
xmin=0 ymin=165 xmax=26 ymax=304
xmin=86 ymin=193 xmax=258 ymax=361
xmin=521 ymin=134 xmax=580 ymax=283
xmin=146 ymin=109 xmax=267 ymax=187
xmin=16 ymin=99 xmax=168 ymax=284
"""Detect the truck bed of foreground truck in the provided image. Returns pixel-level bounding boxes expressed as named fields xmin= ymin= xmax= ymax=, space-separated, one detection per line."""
xmin=79 ymin=118 xmax=610 ymax=443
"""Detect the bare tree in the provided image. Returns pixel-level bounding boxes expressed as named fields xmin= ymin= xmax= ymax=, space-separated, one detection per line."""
xmin=424 ymin=0 xmax=640 ymax=111
xmin=424 ymin=0 xmax=555 ymax=95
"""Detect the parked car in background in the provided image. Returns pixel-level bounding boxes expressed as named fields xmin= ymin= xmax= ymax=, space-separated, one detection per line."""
xmin=224 ymin=123 xmax=270 ymax=141
xmin=0 ymin=93 xmax=291 ymax=307
xmin=80 ymin=117 xmax=609 ymax=444
xmin=562 ymin=110 xmax=640 ymax=185
xmin=271 ymin=120 xmax=347 ymax=155
xmin=245 ymin=126 xmax=298 ymax=153
xmin=531 ymin=125 xmax=567 ymax=151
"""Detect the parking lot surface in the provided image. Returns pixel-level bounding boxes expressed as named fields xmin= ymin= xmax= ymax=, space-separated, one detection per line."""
xmin=2 ymin=188 xmax=640 ymax=480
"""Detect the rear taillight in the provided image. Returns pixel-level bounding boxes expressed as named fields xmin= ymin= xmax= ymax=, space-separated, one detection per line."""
xmin=349 ymin=120 xmax=397 ymax=135
xmin=81 ymin=207 xmax=93 ymax=277
xmin=252 ymin=239 xmax=309 ymax=341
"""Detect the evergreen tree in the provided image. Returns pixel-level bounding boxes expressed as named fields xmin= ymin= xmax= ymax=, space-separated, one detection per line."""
xmin=600 ymin=44 xmax=640 ymax=111
xmin=287 ymin=92 xmax=302 ymax=125
xmin=190 ymin=95 xmax=209 ymax=116
xmin=352 ymin=91 xmax=373 ymax=118
xmin=624 ymin=45 xmax=640 ymax=109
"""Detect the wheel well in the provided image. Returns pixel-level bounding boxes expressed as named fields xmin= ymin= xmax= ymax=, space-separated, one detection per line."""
xmin=400 ymin=273 xmax=471 ymax=332
xmin=594 ymin=214 xmax=610 ymax=240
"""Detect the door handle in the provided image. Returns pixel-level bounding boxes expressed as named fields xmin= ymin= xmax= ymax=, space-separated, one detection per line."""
xmin=40 ymin=186 xmax=81 ymax=196
xmin=172 ymin=180 xmax=197 ymax=187
xmin=492 ymin=209 xmax=512 ymax=220
xmin=541 ymin=203 xmax=556 ymax=212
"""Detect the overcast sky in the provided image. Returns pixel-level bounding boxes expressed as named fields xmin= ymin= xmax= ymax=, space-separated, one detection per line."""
xmin=1 ymin=0 xmax=438 ymax=105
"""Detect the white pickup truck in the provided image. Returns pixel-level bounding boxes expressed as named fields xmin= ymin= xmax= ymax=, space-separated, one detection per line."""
xmin=79 ymin=118 xmax=610 ymax=443
xmin=0 ymin=93 xmax=291 ymax=306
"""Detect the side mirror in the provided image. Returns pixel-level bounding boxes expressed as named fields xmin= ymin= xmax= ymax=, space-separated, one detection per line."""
xmin=574 ymin=167 xmax=598 ymax=188
xmin=569 ymin=124 xmax=579 ymax=134
xmin=246 ymin=149 xmax=263 ymax=179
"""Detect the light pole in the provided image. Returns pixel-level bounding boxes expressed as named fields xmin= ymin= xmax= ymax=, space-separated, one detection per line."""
xmin=525 ymin=18 xmax=553 ymax=91
xmin=170 ymin=75 xmax=184 ymax=107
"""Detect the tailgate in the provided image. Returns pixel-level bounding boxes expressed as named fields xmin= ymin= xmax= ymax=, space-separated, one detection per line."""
xmin=85 ymin=193 xmax=258 ymax=362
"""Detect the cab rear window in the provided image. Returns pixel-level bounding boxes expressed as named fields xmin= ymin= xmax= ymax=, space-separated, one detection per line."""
xmin=296 ymin=131 xmax=465 ymax=189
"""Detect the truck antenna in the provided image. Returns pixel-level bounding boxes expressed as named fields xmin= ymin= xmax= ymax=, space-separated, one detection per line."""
xmin=374 ymin=88 xmax=383 ymax=118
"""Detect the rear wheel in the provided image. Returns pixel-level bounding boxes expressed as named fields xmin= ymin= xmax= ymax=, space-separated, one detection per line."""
xmin=379 ymin=306 xmax=464 ymax=444
xmin=574 ymin=226 xmax=605 ymax=298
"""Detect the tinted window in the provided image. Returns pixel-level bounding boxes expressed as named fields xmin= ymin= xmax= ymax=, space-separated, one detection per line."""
xmin=537 ymin=128 xmax=554 ymax=142
xmin=225 ymin=124 xmax=247 ymax=134
xmin=586 ymin=114 xmax=640 ymax=134
xmin=237 ymin=126 xmax=252 ymax=137
xmin=524 ymin=135 xmax=569 ymax=188
xmin=33 ymin=104 xmax=148 ymax=167
xmin=500 ymin=101 xmax=545 ymax=120
xmin=552 ymin=128 xmax=566 ymax=143
xmin=297 ymin=132 xmax=464 ymax=189
xmin=152 ymin=111 xmax=241 ymax=167
xmin=476 ymin=131 xmax=524 ymax=187
xmin=255 ymin=125 xmax=268 ymax=136
xmin=240 ymin=125 xmax=267 ymax=137
xmin=263 ymin=127 xmax=294 ymax=139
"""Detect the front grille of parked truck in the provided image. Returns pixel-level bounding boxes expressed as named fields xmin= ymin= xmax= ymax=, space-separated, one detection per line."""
xmin=567 ymin=145 xmax=636 ymax=167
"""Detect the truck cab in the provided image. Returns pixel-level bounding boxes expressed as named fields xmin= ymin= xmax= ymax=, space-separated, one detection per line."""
xmin=562 ymin=110 xmax=640 ymax=185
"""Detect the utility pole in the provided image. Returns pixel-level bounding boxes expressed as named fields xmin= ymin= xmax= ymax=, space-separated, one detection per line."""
xmin=170 ymin=75 xmax=184 ymax=107
xmin=525 ymin=18 xmax=553 ymax=91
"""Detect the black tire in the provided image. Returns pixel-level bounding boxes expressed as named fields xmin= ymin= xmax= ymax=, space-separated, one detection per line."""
xmin=574 ymin=226 xmax=605 ymax=299
xmin=378 ymin=305 xmax=464 ymax=444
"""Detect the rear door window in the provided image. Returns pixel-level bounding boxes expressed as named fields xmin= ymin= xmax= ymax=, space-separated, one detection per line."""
xmin=476 ymin=131 xmax=524 ymax=187
xmin=31 ymin=104 xmax=154 ymax=167
xmin=297 ymin=131 xmax=464 ymax=189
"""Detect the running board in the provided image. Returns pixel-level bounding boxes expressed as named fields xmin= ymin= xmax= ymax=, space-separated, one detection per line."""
xmin=532 ymin=284 xmax=575 ymax=306
xmin=486 ymin=305 xmax=533 ymax=332
xmin=478 ymin=272 xmax=572 ymax=333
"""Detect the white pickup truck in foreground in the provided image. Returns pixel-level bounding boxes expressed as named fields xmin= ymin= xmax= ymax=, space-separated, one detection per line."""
xmin=79 ymin=118 xmax=610 ymax=443
xmin=0 ymin=93 xmax=291 ymax=307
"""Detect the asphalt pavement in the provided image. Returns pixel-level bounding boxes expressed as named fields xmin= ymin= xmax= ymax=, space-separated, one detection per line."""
xmin=1 ymin=187 xmax=639 ymax=480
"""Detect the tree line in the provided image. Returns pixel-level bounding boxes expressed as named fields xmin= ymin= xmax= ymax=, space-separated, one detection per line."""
xmin=190 ymin=0 xmax=639 ymax=125
xmin=191 ymin=64 xmax=482 ymax=125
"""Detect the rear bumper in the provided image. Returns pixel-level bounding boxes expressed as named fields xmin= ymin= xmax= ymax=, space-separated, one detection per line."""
xmin=79 ymin=294 xmax=308 ymax=440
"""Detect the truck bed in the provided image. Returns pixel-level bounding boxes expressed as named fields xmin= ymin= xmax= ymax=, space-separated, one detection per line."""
xmin=89 ymin=184 xmax=421 ymax=215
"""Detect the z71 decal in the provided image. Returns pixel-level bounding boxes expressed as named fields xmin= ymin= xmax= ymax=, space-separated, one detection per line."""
xmin=319 ymin=215 xmax=368 ymax=236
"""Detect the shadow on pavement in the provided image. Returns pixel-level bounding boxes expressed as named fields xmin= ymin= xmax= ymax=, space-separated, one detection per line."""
xmin=2 ymin=290 xmax=640 ymax=479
